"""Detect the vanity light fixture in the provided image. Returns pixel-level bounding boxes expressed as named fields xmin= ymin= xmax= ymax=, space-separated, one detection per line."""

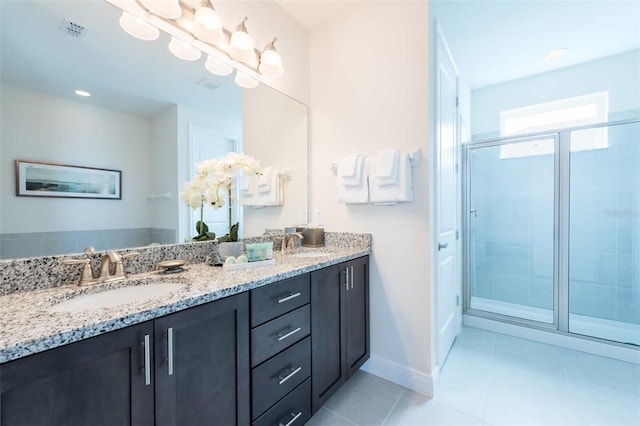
xmin=168 ymin=36 xmax=202 ymax=61
xmin=118 ymin=11 xmax=159 ymax=41
xmin=74 ymin=90 xmax=91 ymax=97
xmin=234 ymin=70 xmax=259 ymax=89
xmin=106 ymin=0 xmax=284 ymax=89
xmin=139 ymin=0 xmax=181 ymax=19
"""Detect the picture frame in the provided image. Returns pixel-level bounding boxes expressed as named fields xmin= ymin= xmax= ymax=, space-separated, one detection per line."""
xmin=15 ymin=160 xmax=122 ymax=200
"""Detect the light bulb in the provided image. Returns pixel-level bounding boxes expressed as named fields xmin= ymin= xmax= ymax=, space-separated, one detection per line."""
xmin=168 ymin=36 xmax=202 ymax=61
xmin=229 ymin=18 xmax=255 ymax=63
xmin=205 ymin=56 xmax=233 ymax=76
xmin=139 ymin=0 xmax=181 ymax=19
xmin=234 ymin=70 xmax=259 ymax=89
xmin=119 ymin=11 xmax=159 ymax=41
xmin=193 ymin=7 xmax=223 ymax=43
xmin=259 ymin=47 xmax=284 ymax=77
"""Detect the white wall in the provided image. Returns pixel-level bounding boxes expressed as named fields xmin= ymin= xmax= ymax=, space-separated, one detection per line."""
xmin=149 ymin=106 xmax=179 ymax=232
xmin=471 ymin=49 xmax=640 ymax=139
xmin=0 ymin=84 xmax=150 ymax=233
xmin=242 ymin=84 xmax=308 ymax=236
xmin=216 ymin=1 xmax=310 ymax=105
xmin=310 ymin=1 xmax=433 ymax=388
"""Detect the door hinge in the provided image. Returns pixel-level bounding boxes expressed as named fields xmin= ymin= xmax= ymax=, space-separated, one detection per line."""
xmin=456 ymin=295 xmax=460 ymax=306
xmin=456 ymin=230 xmax=459 ymax=240
xmin=455 ymin=96 xmax=459 ymax=107
xmin=455 ymin=163 xmax=459 ymax=173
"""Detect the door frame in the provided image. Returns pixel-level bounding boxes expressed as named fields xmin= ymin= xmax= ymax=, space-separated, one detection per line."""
xmin=430 ymin=19 xmax=463 ymax=373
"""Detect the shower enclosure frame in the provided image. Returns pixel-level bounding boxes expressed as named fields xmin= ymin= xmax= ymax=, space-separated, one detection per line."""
xmin=462 ymin=118 xmax=640 ymax=349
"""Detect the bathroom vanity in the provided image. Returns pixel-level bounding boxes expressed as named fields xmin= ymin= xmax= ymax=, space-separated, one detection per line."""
xmin=0 ymin=241 xmax=369 ymax=426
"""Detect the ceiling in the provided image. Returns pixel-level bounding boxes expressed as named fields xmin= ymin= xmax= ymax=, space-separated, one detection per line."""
xmin=431 ymin=0 xmax=640 ymax=89
xmin=275 ymin=0 xmax=356 ymax=32
xmin=0 ymin=0 xmax=241 ymax=119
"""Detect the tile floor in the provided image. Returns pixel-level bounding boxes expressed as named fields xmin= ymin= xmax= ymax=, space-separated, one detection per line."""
xmin=307 ymin=327 xmax=640 ymax=426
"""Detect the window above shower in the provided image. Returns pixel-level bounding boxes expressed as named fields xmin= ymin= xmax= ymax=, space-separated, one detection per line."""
xmin=499 ymin=91 xmax=610 ymax=159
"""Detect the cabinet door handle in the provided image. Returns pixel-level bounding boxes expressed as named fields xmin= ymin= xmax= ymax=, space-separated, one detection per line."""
xmin=167 ymin=327 xmax=174 ymax=376
xmin=344 ymin=267 xmax=349 ymax=290
xmin=277 ymin=366 xmax=302 ymax=385
xmin=279 ymin=411 xmax=303 ymax=426
xmin=277 ymin=327 xmax=302 ymax=341
xmin=143 ymin=334 xmax=151 ymax=386
xmin=350 ymin=266 xmax=354 ymax=290
xmin=278 ymin=292 xmax=301 ymax=304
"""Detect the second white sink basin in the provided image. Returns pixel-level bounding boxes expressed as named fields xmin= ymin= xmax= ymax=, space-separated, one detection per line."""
xmin=289 ymin=251 xmax=329 ymax=258
xmin=48 ymin=283 xmax=185 ymax=313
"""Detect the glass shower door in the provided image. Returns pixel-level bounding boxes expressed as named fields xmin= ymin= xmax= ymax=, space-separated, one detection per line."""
xmin=568 ymin=121 xmax=640 ymax=345
xmin=467 ymin=136 xmax=557 ymax=324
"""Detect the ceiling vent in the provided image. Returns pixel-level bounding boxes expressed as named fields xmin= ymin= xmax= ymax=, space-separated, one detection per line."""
xmin=197 ymin=79 xmax=221 ymax=91
xmin=59 ymin=18 xmax=87 ymax=39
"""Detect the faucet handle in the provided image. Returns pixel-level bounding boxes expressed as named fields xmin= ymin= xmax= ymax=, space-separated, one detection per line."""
xmin=121 ymin=251 xmax=139 ymax=260
xmin=62 ymin=258 xmax=93 ymax=286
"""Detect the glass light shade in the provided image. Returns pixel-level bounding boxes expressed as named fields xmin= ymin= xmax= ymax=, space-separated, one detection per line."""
xmin=259 ymin=49 xmax=284 ymax=77
xmin=168 ymin=37 xmax=202 ymax=61
xmin=234 ymin=70 xmax=259 ymax=89
xmin=139 ymin=0 xmax=181 ymax=19
xmin=205 ymin=56 xmax=233 ymax=76
xmin=192 ymin=7 xmax=223 ymax=43
xmin=119 ymin=12 xmax=159 ymax=41
xmin=229 ymin=30 xmax=255 ymax=63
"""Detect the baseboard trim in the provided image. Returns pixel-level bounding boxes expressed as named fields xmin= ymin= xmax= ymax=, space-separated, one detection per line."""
xmin=360 ymin=355 xmax=434 ymax=397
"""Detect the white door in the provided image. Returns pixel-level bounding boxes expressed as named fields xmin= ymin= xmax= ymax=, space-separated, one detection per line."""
xmin=435 ymin=25 xmax=461 ymax=365
xmin=188 ymin=125 xmax=238 ymax=238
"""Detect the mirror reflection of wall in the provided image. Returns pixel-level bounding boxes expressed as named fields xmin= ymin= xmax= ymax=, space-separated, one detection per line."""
xmin=0 ymin=0 xmax=308 ymax=260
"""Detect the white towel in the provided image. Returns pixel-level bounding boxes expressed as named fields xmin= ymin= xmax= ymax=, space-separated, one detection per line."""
xmin=240 ymin=172 xmax=254 ymax=194
xmin=375 ymin=149 xmax=400 ymax=186
xmin=369 ymin=152 xmax=412 ymax=205
xmin=338 ymin=154 xmax=364 ymax=186
xmin=338 ymin=158 xmax=369 ymax=204
xmin=242 ymin=168 xmax=283 ymax=207
xmin=257 ymin=167 xmax=273 ymax=193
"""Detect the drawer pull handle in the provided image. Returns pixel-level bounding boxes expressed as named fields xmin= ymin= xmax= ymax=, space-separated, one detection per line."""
xmin=278 ymin=292 xmax=301 ymax=303
xmin=278 ymin=366 xmax=302 ymax=385
xmin=277 ymin=327 xmax=302 ymax=341
xmin=167 ymin=327 xmax=174 ymax=376
xmin=143 ymin=334 xmax=151 ymax=386
xmin=279 ymin=411 xmax=303 ymax=426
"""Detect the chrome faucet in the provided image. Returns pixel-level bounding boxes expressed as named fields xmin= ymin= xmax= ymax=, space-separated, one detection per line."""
xmin=281 ymin=233 xmax=304 ymax=253
xmin=62 ymin=250 xmax=139 ymax=286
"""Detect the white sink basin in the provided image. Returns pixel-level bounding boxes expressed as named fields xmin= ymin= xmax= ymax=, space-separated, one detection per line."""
xmin=289 ymin=251 xmax=329 ymax=258
xmin=48 ymin=283 xmax=185 ymax=313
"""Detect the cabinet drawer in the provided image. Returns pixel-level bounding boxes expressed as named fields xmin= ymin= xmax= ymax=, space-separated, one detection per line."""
xmin=252 ymin=378 xmax=311 ymax=426
xmin=252 ymin=336 xmax=311 ymax=420
xmin=251 ymin=305 xmax=310 ymax=367
xmin=251 ymin=274 xmax=310 ymax=327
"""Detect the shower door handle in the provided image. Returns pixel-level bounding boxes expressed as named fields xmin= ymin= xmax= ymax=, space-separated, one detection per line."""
xmin=438 ymin=242 xmax=449 ymax=250
xmin=469 ymin=209 xmax=478 ymax=217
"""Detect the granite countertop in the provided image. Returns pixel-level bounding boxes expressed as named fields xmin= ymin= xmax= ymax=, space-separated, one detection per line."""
xmin=0 ymin=246 xmax=369 ymax=363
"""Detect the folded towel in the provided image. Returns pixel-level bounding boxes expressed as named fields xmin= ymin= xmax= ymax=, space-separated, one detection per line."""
xmin=375 ymin=149 xmax=400 ymax=186
xmin=242 ymin=168 xmax=283 ymax=207
xmin=240 ymin=172 xmax=254 ymax=194
xmin=369 ymin=152 xmax=412 ymax=205
xmin=338 ymin=158 xmax=369 ymax=204
xmin=338 ymin=154 xmax=364 ymax=186
xmin=257 ymin=167 xmax=273 ymax=193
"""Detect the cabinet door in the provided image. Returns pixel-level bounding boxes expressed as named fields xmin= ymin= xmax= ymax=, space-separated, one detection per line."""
xmin=154 ymin=293 xmax=250 ymax=426
xmin=345 ymin=256 xmax=370 ymax=379
xmin=310 ymin=263 xmax=347 ymax=414
xmin=0 ymin=322 xmax=154 ymax=426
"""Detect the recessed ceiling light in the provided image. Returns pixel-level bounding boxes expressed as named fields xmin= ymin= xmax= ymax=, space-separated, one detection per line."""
xmin=544 ymin=48 xmax=568 ymax=61
xmin=74 ymin=90 xmax=91 ymax=97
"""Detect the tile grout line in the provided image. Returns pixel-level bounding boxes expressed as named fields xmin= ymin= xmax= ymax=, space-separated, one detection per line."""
xmin=380 ymin=388 xmax=405 ymax=426
xmin=322 ymin=406 xmax=360 ymax=426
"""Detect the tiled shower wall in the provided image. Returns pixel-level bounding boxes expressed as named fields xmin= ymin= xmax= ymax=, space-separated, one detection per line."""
xmin=470 ymin=121 xmax=639 ymax=325
xmin=0 ymin=228 xmax=176 ymax=259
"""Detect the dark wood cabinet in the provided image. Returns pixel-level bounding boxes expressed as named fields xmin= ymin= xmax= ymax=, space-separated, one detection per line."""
xmin=154 ymin=292 xmax=249 ymax=426
xmin=311 ymin=256 xmax=370 ymax=414
xmin=0 ymin=321 xmax=154 ymax=426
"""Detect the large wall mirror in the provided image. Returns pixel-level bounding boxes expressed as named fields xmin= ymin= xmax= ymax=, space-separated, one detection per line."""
xmin=0 ymin=0 xmax=308 ymax=259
